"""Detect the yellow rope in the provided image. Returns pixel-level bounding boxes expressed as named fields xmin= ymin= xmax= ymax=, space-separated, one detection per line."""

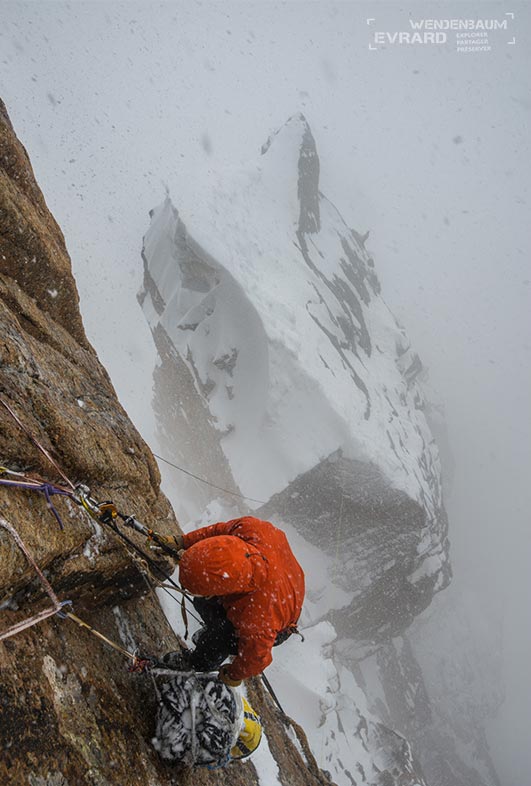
xmin=64 ymin=611 xmax=138 ymax=662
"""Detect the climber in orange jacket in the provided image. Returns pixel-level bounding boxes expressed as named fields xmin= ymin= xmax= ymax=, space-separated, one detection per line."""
xmin=165 ymin=516 xmax=305 ymax=685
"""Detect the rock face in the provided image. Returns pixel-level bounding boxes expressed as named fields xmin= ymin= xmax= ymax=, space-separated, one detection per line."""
xmin=139 ymin=114 xmax=451 ymax=652
xmin=260 ymin=453 xmax=444 ymax=651
xmin=0 ymin=100 xmax=332 ymax=786
xmin=0 ymin=100 xmax=87 ymax=349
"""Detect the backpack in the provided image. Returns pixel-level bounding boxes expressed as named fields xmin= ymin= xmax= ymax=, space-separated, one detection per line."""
xmin=152 ymin=671 xmax=261 ymax=767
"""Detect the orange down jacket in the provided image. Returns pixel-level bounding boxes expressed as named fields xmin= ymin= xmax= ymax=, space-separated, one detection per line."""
xmin=179 ymin=517 xmax=305 ymax=681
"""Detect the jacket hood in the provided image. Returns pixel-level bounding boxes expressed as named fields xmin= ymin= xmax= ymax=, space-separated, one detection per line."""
xmin=179 ymin=535 xmax=266 ymax=596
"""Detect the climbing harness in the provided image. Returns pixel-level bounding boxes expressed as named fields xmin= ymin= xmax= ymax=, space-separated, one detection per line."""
xmin=0 ymin=509 xmax=262 ymax=763
xmin=1 ymin=397 xmax=300 ymax=743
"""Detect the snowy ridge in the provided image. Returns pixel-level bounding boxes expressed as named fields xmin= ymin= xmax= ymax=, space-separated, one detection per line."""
xmin=141 ymin=119 xmax=438 ymax=492
xmin=140 ymin=114 xmax=448 ymax=592
xmin=140 ymin=115 xmax=451 ymax=785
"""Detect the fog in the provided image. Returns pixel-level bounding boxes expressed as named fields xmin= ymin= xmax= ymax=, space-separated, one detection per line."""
xmin=1 ymin=2 xmax=530 ymax=783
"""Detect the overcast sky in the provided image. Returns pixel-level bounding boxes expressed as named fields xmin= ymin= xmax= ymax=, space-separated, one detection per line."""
xmin=2 ymin=2 xmax=530 ymax=783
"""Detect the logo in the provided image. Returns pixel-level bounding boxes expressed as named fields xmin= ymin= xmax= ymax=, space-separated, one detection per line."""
xmin=367 ymin=12 xmax=516 ymax=53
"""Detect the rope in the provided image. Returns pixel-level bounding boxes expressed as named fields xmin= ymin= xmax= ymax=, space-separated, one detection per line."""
xmin=126 ymin=556 xmax=202 ymax=630
xmin=152 ymin=452 xmax=267 ymax=505
xmin=0 ymin=466 xmax=201 ymax=624
xmin=76 ymin=494 xmax=204 ymax=629
xmin=0 ymin=404 xmax=207 ymax=657
xmin=0 ymin=518 xmax=158 ymax=670
xmin=0 ymin=489 xmax=295 ymax=717
xmin=79 ymin=499 xmax=188 ymax=599
xmin=0 ymin=517 xmax=71 ymax=641
xmin=0 ymin=398 xmax=76 ymax=490
xmin=0 ymin=467 xmax=74 ymax=498
xmin=63 ymin=611 xmax=148 ymax=666
xmin=261 ymin=673 xmax=287 ymax=717
xmin=0 ymin=512 xmax=194 ymax=672
xmin=0 ymin=401 xmax=298 ymax=726
xmin=0 ymin=475 xmax=75 ymax=530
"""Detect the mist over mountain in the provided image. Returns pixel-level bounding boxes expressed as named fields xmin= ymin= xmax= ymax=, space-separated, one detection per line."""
xmin=138 ymin=115 xmax=499 ymax=786
xmin=2 ymin=3 xmax=529 ymax=783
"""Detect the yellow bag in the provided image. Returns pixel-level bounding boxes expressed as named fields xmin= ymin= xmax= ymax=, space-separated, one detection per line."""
xmin=230 ymin=696 xmax=262 ymax=759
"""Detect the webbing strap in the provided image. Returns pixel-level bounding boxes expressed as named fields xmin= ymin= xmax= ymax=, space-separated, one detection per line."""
xmin=0 ymin=517 xmax=155 ymax=669
xmin=0 ymin=477 xmax=74 ymax=530
xmin=0 ymin=405 xmax=202 ymax=653
xmin=0 ymin=517 xmax=70 ymax=641
xmin=0 ymin=398 xmax=76 ymax=490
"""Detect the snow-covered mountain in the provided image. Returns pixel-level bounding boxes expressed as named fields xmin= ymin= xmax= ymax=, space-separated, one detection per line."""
xmin=137 ymin=114 xmax=459 ymax=784
xmin=139 ymin=113 xmax=450 ymax=647
xmin=0 ymin=81 xmax=505 ymax=786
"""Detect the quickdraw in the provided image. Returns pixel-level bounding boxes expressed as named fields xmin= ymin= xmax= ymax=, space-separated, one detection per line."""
xmin=75 ymin=485 xmax=193 ymax=604
xmin=77 ymin=486 xmax=182 ymax=561
xmin=0 ymin=466 xmax=198 ymax=621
